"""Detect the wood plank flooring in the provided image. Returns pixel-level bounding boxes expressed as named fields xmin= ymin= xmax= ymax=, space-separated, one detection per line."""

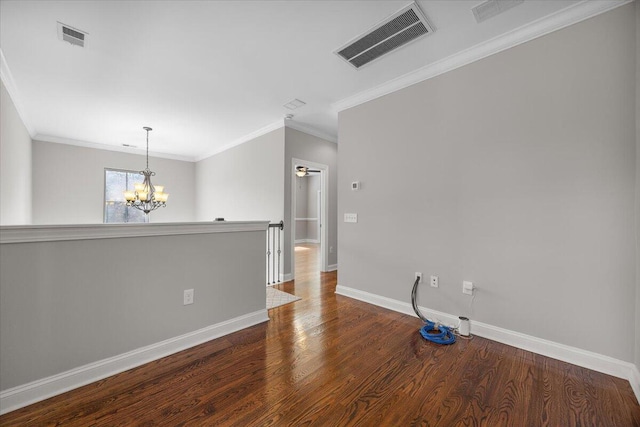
xmin=1 ymin=243 xmax=639 ymax=426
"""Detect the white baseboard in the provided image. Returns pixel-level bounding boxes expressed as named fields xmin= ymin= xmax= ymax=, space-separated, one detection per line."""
xmin=630 ymin=365 xmax=640 ymax=405
xmin=294 ymin=239 xmax=319 ymax=244
xmin=326 ymin=264 xmax=338 ymax=272
xmin=335 ymin=284 xmax=640 ymax=403
xmin=0 ymin=309 xmax=269 ymax=415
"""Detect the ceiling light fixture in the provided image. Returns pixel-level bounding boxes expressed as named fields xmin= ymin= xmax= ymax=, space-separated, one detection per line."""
xmin=123 ymin=127 xmax=169 ymax=214
xmin=295 ymin=166 xmax=320 ymax=177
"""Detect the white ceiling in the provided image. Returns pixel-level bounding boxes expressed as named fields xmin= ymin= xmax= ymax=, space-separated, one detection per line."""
xmin=0 ymin=0 xmax=626 ymax=161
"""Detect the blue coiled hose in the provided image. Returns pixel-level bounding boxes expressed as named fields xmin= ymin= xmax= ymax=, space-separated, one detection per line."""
xmin=411 ymin=276 xmax=456 ymax=345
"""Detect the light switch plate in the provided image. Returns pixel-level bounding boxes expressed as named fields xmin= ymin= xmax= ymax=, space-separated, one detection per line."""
xmin=462 ymin=281 xmax=474 ymax=295
xmin=344 ymin=213 xmax=358 ymax=223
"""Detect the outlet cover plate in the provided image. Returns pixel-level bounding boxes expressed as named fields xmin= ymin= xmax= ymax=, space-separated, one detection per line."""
xmin=184 ymin=289 xmax=194 ymax=305
xmin=430 ymin=275 xmax=439 ymax=288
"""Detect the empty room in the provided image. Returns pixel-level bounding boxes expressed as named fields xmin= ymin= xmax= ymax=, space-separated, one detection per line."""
xmin=1 ymin=0 xmax=639 ymax=425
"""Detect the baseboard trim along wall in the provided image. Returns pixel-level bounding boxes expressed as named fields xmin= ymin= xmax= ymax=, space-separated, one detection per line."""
xmin=0 ymin=309 xmax=270 ymax=415
xmin=335 ymin=285 xmax=640 ymax=404
xmin=294 ymin=239 xmax=319 ymax=244
xmin=326 ymin=264 xmax=338 ymax=272
xmin=631 ymin=366 xmax=640 ymax=404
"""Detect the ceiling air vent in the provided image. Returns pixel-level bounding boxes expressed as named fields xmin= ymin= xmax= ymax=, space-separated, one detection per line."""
xmin=57 ymin=22 xmax=87 ymax=47
xmin=472 ymin=0 xmax=524 ymax=24
xmin=283 ymin=99 xmax=306 ymax=110
xmin=334 ymin=2 xmax=434 ymax=70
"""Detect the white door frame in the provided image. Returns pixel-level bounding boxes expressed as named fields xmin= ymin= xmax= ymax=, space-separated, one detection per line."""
xmin=291 ymin=158 xmax=329 ymax=278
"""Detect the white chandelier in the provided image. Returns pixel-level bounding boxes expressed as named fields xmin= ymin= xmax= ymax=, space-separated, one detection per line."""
xmin=123 ymin=127 xmax=169 ymax=214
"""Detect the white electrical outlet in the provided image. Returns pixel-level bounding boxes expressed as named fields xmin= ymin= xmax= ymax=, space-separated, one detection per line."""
xmin=344 ymin=213 xmax=358 ymax=223
xmin=462 ymin=281 xmax=474 ymax=295
xmin=415 ymin=272 xmax=423 ymax=283
xmin=430 ymin=275 xmax=439 ymax=288
xmin=330 ymin=246 xmax=334 ymax=253
xmin=184 ymin=289 xmax=194 ymax=305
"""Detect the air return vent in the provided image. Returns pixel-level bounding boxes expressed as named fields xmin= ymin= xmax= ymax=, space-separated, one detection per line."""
xmin=334 ymin=2 xmax=434 ymax=70
xmin=472 ymin=0 xmax=524 ymax=24
xmin=57 ymin=22 xmax=87 ymax=47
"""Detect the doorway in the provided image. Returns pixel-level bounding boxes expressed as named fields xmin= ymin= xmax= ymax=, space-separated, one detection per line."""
xmin=291 ymin=158 xmax=328 ymax=280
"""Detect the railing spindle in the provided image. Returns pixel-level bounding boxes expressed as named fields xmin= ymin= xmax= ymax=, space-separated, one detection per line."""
xmin=267 ymin=221 xmax=284 ymax=285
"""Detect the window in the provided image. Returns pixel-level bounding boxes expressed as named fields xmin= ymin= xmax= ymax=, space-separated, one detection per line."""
xmin=104 ymin=169 xmax=149 ymax=223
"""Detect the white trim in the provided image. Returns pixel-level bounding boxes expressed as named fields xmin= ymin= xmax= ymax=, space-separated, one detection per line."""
xmin=34 ymin=134 xmax=195 ymax=162
xmin=332 ymin=0 xmax=633 ymax=112
xmin=0 ymin=221 xmax=269 ymax=244
xmin=295 ymin=239 xmax=320 ymax=244
xmin=196 ymin=120 xmax=284 ymax=162
xmin=0 ymin=48 xmax=36 ymax=137
xmin=285 ymin=121 xmax=337 ymax=144
xmin=326 ymin=264 xmax=338 ymax=272
xmin=335 ymin=285 xmax=639 ymax=392
xmin=0 ymin=309 xmax=269 ymax=415
xmin=280 ymin=273 xmax=293 ymax=282
xmin=630 ymin=365 xmax=640 ymax=405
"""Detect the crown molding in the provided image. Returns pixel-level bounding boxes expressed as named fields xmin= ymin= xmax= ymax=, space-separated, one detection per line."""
xmin=33 ymin=134 xmax=196 ymax=162
xmin=0 ymin=49 xmax=36 ymax=137
xmin=285 ymin=121 xmax=338 ymax=143
xmin=332 ymin=0 xmax=633 ymax=112
xmin=195 ymin=120 xmax=285 ymax=162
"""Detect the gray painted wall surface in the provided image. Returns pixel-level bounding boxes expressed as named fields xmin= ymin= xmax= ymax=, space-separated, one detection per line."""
xmin=0 ymin=81 xmax=32 ymax=225
xmin=294 ymin=174 xmax=320 ymax=241
xmin=32 ymin=141 xmax=196 ymax=224
xmin=295 ymin=176 xmax=309 ymax=240
xmin=296 ymin=176 xmax=309 ymax=218
xmin=635 ymin=1 xmax=640 ymax=371
xmin=195 ymin=128 xmax=284 ymax=223
xmin=284 ymin=127 xmax=338 ymax=276
xmin=0 ymin=229 xmax=266 ymax=390
xmin=338 ymin=5 xmax=636 ymax=362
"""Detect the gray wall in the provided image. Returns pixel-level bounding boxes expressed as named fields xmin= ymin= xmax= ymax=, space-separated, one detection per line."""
xmin=284 ymin=127 xmax=338 ymax=276
xmin=195 ymin=128 xmax=284 ymax=223
xmin=635 ymin=1 xmax=640 ymax=372
xmin=294 ymin=174 xmax=320 ymax=242
xmin=0 ymin=81 xmax=32 ymax=225
xmin=295 ymin=175 xmax=309 ymax=240
xmin=0 ymin=229 xmax=266 ymax=390
xmin=32 ymin=141 xmax=196 ymax=224
xmin=338 ymin=4 xmax=637 ymax=362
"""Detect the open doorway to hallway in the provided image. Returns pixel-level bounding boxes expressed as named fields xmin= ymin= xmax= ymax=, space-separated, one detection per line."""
xmin=291 ymin=159 xmax=327 ymax=280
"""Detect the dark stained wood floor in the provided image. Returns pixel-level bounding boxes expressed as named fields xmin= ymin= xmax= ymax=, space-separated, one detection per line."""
xmin=2 ymin=243 xmax=639 ymax=426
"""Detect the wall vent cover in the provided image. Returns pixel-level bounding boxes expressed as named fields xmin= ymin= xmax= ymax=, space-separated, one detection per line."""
xmin=57 ymin=22 xmax=87 ymax=47
xmin=334 ymin=2 xmax=434 ymax=70
xmin=472 ymin=0 xmax=524 ymax=24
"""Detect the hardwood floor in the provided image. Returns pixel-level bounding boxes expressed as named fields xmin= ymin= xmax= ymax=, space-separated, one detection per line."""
xmin=2 ymin=244 xmax=639 ymax=426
